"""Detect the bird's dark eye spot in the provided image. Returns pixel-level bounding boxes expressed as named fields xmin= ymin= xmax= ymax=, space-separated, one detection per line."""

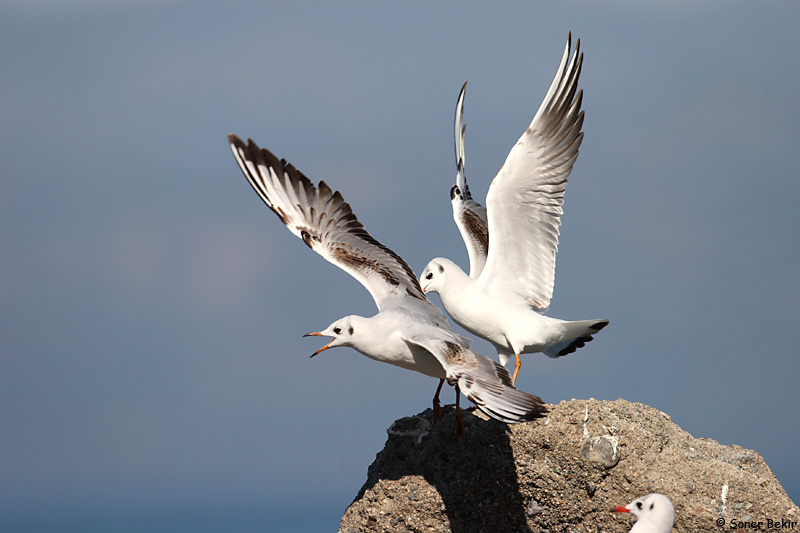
xmin=348 ymin=327 xmax=354 ymax=335
xmin=425 ymin=272 xmax=433 ymax=280
xmin=649 ymin=503 xmax=654 ymax=510
xmin=636 ymin=502 xmax=643 ymax=509
xmin=437 ymin=265 xmax=444 ymax=273
xmin=333 ymin=327 xmax=341 ymax=334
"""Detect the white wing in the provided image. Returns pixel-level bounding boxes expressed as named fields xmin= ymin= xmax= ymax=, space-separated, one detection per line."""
xmin=479 ymin=32 xmax=584 ymax=309
xmin=450 ymin=81 xmax=489 ymax=278
xmin=229 ymin=134 xmax=427 ymax=311
xmin=405 ymin=332 xmax=547 ymax=424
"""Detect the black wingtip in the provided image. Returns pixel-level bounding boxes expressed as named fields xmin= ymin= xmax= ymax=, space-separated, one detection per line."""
xmin=228 ymin=133 xmax=246 ymax=151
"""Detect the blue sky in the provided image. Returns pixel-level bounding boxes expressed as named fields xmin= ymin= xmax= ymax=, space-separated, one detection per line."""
xmin=2 ymin=2 xmax=798 ymax=531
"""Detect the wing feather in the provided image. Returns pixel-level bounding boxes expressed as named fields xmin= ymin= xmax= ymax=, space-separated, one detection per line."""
xmin=480 ymin=32 xmax=585 ymax=309
xmin=450 ymin=82 xmax=489 ymax=278
xmin=405 ymin=333 xmax=548 ymax=424
xmin=228 ymin=134 xmax=426 ymax=310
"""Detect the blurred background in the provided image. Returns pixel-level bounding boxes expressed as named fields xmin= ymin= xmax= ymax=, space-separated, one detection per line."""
xmin=2 ymin=2 xmax=798 ymax=531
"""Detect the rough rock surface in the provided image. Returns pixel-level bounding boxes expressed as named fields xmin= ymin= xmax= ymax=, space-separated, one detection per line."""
xmin=339 ymin=398 xmax=797 ymax=532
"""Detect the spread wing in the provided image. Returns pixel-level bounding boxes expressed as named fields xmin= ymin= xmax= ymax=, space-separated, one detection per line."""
xmin=405 ymin=333 xmax=547 ymax=424
xmin=479 ymin=32 xmax=584 ymax=309
xmin=229 ymin=134 xmax=426 ymax=310
xmin=450 ymin=81 xmax=489 ymax=278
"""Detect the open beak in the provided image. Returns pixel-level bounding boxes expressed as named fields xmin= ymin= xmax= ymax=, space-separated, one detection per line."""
xmin=612 ymin=506 xmax=630 ymax=513
xmin=304 ymin=331 xmax=333 ymax=357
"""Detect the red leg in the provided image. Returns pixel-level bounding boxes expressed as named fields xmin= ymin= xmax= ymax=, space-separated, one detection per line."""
xmin=454 ymin=384 xmax=466 ymax=438
xmin=432 ymin=378 xmax=445 ymax=422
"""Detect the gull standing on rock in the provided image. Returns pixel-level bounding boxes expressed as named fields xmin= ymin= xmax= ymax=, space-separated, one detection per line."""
xmin=613 ymin=493 xmax=675 ymax=532
xmin=420 ymin=33 xmax=608 ymax=384
xmin=228 ymin=134 xmax=548 ymax=436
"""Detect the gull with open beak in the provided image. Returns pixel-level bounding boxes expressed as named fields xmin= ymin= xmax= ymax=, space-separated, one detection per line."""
xmin=228 ymin=134 xmax=548 ymax=436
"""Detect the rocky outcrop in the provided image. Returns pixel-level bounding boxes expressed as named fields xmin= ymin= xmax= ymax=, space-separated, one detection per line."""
xmin=339 ymin=398 xmax=797 ymax=532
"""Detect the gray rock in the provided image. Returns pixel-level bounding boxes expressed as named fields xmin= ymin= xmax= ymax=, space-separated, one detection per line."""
xmin=339 ymin=399 xmax=798 ymax=532
xmin=580 ymin=435 xmax=620 ymax=468
xmin=387 ymin=415 xmax=431 ymax=444
xmin=526 ymin=499 xmax=546 ymax=517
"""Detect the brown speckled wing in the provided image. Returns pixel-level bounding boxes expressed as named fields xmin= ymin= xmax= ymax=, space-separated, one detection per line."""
xmin=229 ymin=134 xmax=425 ymax=310
xmin=451 ymin=81 xmax=490 ymax=278
xmin=405 ymin=333 xmax=548 ymax=424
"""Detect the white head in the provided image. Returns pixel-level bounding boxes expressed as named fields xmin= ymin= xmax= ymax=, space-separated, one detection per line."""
xmin=613 ymin=493 xmax=674 ymax=533
xmin=304 ymin=316 xmax=362 ymax=356
xmin=420 ymin=257 xmax=463 ymax=294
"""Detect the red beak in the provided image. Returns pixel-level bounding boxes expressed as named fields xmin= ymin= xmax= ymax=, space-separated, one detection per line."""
xmin=303 ymin=331 xmax=333 ymax=357
xmin=612 ymin=506 xmax=630 ymax=513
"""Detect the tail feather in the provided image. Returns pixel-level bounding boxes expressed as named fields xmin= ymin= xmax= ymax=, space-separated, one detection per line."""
xmin=457 ymin=355 xmax=548 ymax=423
xmin=543 ymin=319 xmax=609 ymax=358
xmin=405 ymin=334 xmax=547 ymax=424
